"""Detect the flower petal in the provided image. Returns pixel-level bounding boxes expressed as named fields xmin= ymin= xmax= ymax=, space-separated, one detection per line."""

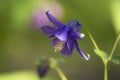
xmin=55 ymin=27 xmax=68 ymax=41
xmin=60 ymin=39 xmax=75 ymax=56
xmin=68 ymin=20 xmax=82 ymax=32
xmin=51 ymin=38 xmax=59 ymax=47
xmin=41 ymin=25 xmax=56 ymax=37
xmin=75 ymin=40 xmax=90 ymax=60
xmin=67 ymin=39 xmax=75 ymax=51
xmin=61 ymin=43 xmax=73 ymax=56
xmin=75 ymin=32 xmax=85 ymax=39
xmin=75 ymin=21 xmax=82 ymax=32
xmin=68 ymin=29 xmax=85 ymax=39
xmin=46 ymin=11 xmax=64 ymax=28
xmin=65 ymin=20 xmax=75 ymax=27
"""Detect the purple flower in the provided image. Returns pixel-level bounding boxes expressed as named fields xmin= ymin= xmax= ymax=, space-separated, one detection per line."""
xmin=41 ymin=11 xmax=90 ymax=60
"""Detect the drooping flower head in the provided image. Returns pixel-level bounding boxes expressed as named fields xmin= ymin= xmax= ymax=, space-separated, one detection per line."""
xmin=41 ymin=11 xmax=90 ymax=60
xmin=37 ymin=57 xmax=50 ymax=78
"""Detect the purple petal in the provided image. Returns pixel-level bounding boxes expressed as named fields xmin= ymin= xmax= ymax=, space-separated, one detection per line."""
xmin=55 ymin=27 xmax=68 ymax=41
xmin=74 ymin=32 xmax=85 ymax=39
xmin=51 ymin=38 xmax=59 ymax=47
xmin=65 ymin=20 xmax=75 ymax=27
xmin=75 ymin=40 xmax=90 ymax=60
xmin=46 ymin=11 xmax=64 ymax=28
xmin=41 ymin=25 xmax=56 ymax=37
xmin=75 ymin=21 xmax=82 ymax=32
xmin=66 ymin=20 xmax=82 ymax=32
xmin=68 ymin=29 xmax=85 ymax=39
xmin=61 ymin=43 xmax=72 ymax=56
xmin=67 ymin=39 xmax=75 ymax=51
xmin=60 ymin=39 xmax=75 ymax=56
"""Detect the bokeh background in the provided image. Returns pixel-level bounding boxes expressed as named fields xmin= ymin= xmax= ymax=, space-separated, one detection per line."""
xmin=0 ymin=0 xmax=120 ymax=80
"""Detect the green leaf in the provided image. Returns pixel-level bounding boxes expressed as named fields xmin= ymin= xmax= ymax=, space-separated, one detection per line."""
xmin=111 ymin=56 xmax=120 ymax=64
xmin=94 ymin=49 xmax=109 ymax=64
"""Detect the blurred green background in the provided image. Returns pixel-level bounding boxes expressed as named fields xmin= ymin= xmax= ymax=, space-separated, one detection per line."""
xmin=0 ymin=0 xmax=120 ymax=80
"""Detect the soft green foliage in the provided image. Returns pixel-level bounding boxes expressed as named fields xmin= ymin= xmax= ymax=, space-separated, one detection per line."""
xmin=94 ymin=49 xmax=108 ymax=64
xmin=87 ymin=28 xmax=120 ymax=80
xmin=111 ymin=56 xmax=120 ymax=64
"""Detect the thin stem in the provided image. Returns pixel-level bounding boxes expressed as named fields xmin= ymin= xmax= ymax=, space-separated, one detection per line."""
xmin=55 ymin=67 xmax=67 ymax=80
xmin=86 ymin=29 xmax=100 ymax=50
xmin=109 ymin=32 xmax=120 ymax=60
xmin=86 ymin=28 xmax=109 ymax=80
xmin=104 ymin=64 xmax=108 ymax=80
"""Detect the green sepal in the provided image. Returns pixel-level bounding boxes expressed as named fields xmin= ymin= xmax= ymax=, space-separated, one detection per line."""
xmin=94 ymin=49 xmax=109 ymax=64
xmin=110 ymin=56 xmax=120 ymax=64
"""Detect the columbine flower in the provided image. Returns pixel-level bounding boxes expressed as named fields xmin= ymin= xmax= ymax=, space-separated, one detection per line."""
xmin=41 ymin=11 xmax=90 ymax=60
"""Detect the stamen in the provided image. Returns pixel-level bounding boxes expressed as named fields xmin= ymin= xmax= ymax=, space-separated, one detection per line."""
xmin=54 ymin=41 xmax=65 ymax=52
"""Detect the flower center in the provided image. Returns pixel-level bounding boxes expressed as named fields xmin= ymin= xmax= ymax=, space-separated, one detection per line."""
xmin=54 ymin=41 xmax=65 ymax=52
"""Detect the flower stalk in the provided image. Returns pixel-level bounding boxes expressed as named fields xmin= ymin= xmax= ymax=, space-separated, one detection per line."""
xmin=86 ymin=29 xmax=100 ymax=50
xmin=55 ymin=67 xmax=67 ymax=80
xmin=104 ymin=63 xmax=108 ymax=80
xmin=49 ymin=57 xmax=67 ymax=80
xmin=108 ymin=32 xmax=120 ymax=60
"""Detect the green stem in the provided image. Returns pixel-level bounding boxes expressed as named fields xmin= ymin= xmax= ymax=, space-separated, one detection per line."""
xmin=104 ymin=63 xmax=108 ymax=80
xmin=86 ymin=28 xmax=100 ymax=50
xmin=55 ymin=67 xmax=67 ymax=80
xmin=108 ymin=32 xmax=120 ymax=60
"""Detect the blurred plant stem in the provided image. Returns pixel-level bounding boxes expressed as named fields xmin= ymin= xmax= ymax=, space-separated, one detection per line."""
xmin=50 ymin=58 xmax=67 ymax=80
xmin=108 ymin=32 xmax=120 ymax=60
xmin=87 ymin=29 xmax=108 ymax=80
xmin=104 ymin=63 xmax=108 ymax=80
xmin=104 ymin=32 xmax=120 ymax=80
xmin=55 ymin=67 xmax=67 ymax=80
xmin=87 ymin=28 xmax=120 ymax=80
